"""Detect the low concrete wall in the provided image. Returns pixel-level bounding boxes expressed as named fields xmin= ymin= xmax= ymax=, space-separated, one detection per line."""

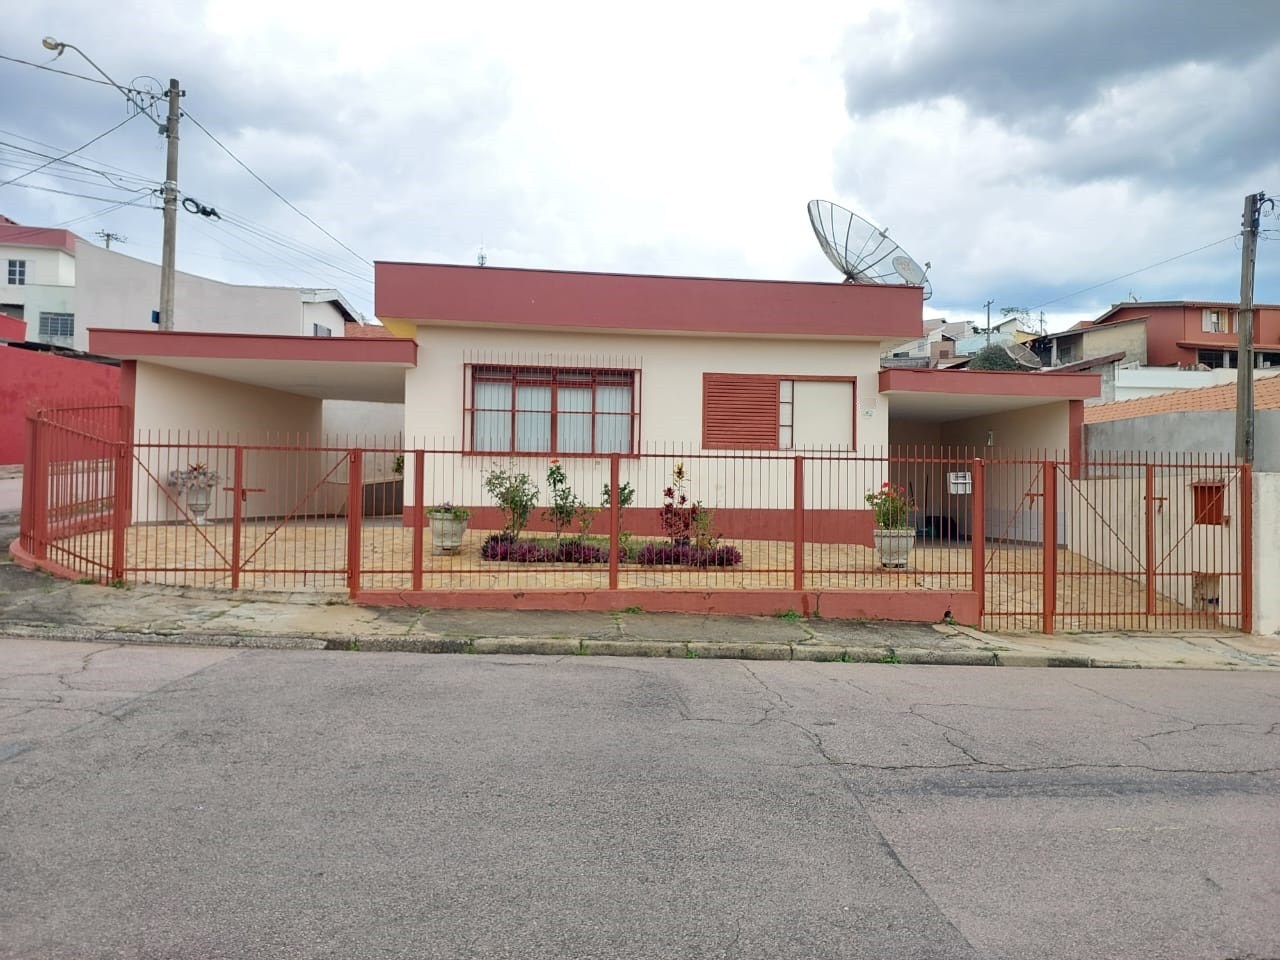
xmin=1255 ymin=473 xmax=1280 ymax=635
xmin=1087 ymin=411 xmax=1280 ymax=473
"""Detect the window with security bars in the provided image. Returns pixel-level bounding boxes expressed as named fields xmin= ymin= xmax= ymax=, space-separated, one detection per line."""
xmin=466 ymin=365 xmax=637 ymax=454
xmin=38 ymin=311 xmax=74 ymax=341
xmin=7 ymin=260 xmax=25 ymax=285
xmin=1192 ymin=482 xmax=1226 ymax=526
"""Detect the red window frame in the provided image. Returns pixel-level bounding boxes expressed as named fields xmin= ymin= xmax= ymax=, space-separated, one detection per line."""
xmin=464 ymin=364 xmax=640 ymax=455
xmin=1191 ymin=481 xmax=1227 ymax=526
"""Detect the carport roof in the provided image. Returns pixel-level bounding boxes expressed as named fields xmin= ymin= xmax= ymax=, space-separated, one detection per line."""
xmin=88 ymin=329 xmax=416 ymax=403
xmin=879 ymin=368 xmax=1100 ymax=422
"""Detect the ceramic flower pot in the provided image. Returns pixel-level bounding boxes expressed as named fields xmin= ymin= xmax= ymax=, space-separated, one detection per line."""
xmin=429 ymin=513 xmax=468 ymax=555
xmin=186 ymin=485 xmax=213 ymax=525
xmin=873 ymin=527 xmax=915 ymax=568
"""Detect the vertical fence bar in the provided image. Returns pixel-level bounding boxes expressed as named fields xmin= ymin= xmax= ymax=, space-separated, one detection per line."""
xmin=347 ymin=450 xmax=363 ymax=598
xmin=1241 ymin=462 xmax=1253 ymax=633
xmin=971 ymin=458 xmax=985 ymax=622
xmin=1042 ymin=460 xmax=1058 ymax=634
xmin=412 ymin=449 xmax=425 ymax=592
xmin=792 ymin=455 xmax=805 ymax=591
xmin=229 ymin=446 xmax=245 ymax=590
xmin=608 ymin=454 xmax=620 ymax=591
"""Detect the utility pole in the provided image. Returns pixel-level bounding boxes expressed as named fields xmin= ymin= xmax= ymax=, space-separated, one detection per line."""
xmin=95 ymin=230 xmax=126 ymax=250
xmin=984 ymin=299 xmax=994 ymax=347
xmin=157 ymin=78 xmax=182 ymax=331
xmin=1235 ymin=192 xmax=1266 ymax=462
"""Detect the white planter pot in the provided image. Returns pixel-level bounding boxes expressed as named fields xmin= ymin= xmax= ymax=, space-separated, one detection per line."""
xmin=429 ymin=513 xmax=469 ymax=555
xmin=873 ymin=528 xmax=916 ymax=568
xmin=186 ymin=485 xmax=213 ymax=526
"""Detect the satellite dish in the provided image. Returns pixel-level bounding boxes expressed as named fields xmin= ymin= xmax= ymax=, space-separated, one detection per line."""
xmin=1003 ymin=341 xmax=1042 ymax=369
xmin=807 ymin=199 xmax=932 ymax=300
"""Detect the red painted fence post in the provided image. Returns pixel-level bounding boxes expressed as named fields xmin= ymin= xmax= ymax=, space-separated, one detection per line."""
xmin=28 ymin=414 xmax=49 ymax=561
xmin=109 ymin=438 xmax=130 ymax=582
xmin=1042 ymin=460 xmax=1057 ymax=635
xmin=608 ymin=454 xmax=621 ymax=591
xmin=1144 ymin=464 xmax=1156 ymax=627
xmin=411 ymin=449 xmax=425 ymax=592
xmin=230 ymin=446 xmax=245 ymax=590
xmin=792 ymin=455 xmax=804 ymax=592
xmin=347 ymin=450 xmax=363 ymax=599
xmin=971 ymin=458 xmax=985 ymax=624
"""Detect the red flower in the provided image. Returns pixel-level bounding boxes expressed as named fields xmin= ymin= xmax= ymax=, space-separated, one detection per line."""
xmin=663 ymin=487 xmax=675 ymax=499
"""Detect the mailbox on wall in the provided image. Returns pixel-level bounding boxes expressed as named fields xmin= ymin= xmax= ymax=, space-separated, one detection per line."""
xmin=948 ymin=472 xmax=973 ymax=495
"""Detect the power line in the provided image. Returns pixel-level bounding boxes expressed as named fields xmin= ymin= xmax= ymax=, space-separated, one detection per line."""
xmin=0 ymin=113 xmax=140 ymax=189
xmin=0 ymin=52 xmax=160 ymax=99
xmin=0 ymin=180 xmax=156 ymax=205
xmin=1026 ymin=234 xmax=1240 ymax=312
xmin=0 ymin=140 xmax=158 ymax=191
xmin=0 ymin=127 xmax=156 ymax=184
xmin=182 ymin=109 xmax=369 ymax=266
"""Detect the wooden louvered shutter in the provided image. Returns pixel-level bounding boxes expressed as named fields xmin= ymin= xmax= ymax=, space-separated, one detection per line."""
xmin=702 ymin=373 xmax=779 ymax=449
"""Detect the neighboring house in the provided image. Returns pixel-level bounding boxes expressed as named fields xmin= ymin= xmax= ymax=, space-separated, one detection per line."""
xmin=882 ymin=317 xmax=969 ymax=367
xmin=1039 ymin=300 xmax=1280 ymax=370
xmin=1085 ymin=370 xmax=1280 ymax=470
xmin=0 ymin=220 xmax=361 ymax=351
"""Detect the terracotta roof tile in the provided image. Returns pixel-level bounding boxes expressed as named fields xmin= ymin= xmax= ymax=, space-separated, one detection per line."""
xmin=343 ymin=322 xmax=395 ymax=339
xmin=1084 ymin=372 xmax=1280 ymax=423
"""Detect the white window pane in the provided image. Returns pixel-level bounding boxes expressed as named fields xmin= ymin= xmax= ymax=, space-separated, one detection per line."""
xmin=596 ymin=384 xmax=632 ymax=414
xmin=779 ymin=379 xmax=793 ymax=402
xmin=559 ymin=413 xmax=592 ymax=453
xmin=596 ymin=413 xmax=631 ymax=453
xmin=516 ymin=385 xmax=551 ymax=411
xmin=475 ymin=411 xmax=511 ymax=450
xmin=475 ymin=381 xmax=511 ymax=410
xmin=779 ymin=425 xmax=793 ymax=449
xmin=792 ymin=381 xmax=853 ymax=449
xmin=779 ymin=403 xmax=792 ymax=427
xmin=559 ymin=386 xmax=592 ymax=413
xmin=515 ymin=411 xmax=551 ymax=451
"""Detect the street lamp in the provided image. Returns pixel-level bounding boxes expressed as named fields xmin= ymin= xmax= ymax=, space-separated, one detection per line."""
xmin=41 ymin=36 xmax=181 ymax=331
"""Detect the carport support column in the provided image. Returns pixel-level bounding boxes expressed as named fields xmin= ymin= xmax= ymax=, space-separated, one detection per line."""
xmin=347 ymin=450 xmax=363 ymax=598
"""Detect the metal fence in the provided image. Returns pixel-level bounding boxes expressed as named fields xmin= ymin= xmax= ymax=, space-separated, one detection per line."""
xmin=16 ymin=407 xmax=1252 ymax=633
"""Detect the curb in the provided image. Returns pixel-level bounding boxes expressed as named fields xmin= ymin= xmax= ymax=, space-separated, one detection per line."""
xmin=1 ymin=622 xmax=1277 ymax=671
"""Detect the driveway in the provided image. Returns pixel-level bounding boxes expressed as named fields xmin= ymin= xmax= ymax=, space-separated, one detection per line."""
xmin=2 ymin=639 xmax=1278 ymax=959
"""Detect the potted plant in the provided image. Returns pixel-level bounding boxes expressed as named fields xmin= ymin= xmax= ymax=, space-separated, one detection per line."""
xmin=168 ymin=461 xmax=221 ymax=525
xmin=427 ymin=502 xmax=470 ymax=555
xmin=865 ymin=481 xmax=915 ymax=568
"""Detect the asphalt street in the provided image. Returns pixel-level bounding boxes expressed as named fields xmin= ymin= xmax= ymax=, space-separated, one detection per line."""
xmin=2 ymin=638 xmax=1278 ymax=959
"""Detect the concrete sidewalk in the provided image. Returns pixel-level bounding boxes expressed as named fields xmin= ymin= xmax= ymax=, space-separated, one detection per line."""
xmin=2 ymin=554 xmax=1278 ymax=670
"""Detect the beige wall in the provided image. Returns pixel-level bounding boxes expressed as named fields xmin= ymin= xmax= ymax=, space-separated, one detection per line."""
xmin=1082 ymin=320 xmax=1147 ymax=365
xmin=131 ymin=363 xmax=326 ymax=523
xmin=74 ymin=244 xmax=348 ymax=352
xmin=400 ymin=325 xmax=887 ymax=511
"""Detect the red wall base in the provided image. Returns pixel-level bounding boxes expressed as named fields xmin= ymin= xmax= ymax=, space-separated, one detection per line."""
xmin=403 ymin=506 xmax=878 ymax=547
xmin=355 ymin=587 xmax=979 ymax=625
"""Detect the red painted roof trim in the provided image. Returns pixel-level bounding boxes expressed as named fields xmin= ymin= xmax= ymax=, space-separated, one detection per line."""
xmin=878 ymin=367 xmax=1101 ymax=399
xmin=374 ymin=261 xmax=923 ymax=339
xmin=87 ymin=329 xmax=417 ymax=365
xmin=0 ymin=224 xmax=79 ymax=255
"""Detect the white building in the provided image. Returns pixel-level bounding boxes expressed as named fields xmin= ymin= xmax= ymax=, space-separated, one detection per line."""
xmin=1 ymin=220 xmax=359 ymax=351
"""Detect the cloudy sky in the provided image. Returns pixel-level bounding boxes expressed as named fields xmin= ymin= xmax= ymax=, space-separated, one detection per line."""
xmin=3 ymin=0 xmax=1278 ymax=332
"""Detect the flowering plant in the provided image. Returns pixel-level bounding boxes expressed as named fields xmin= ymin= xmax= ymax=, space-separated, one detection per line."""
xmin=865 ymin=481 xmax=913 ymax=529
xmin=428 ymin=501 xmax=470 ymax=521
xmin=168 ymin=461 xmax=220 ymax=492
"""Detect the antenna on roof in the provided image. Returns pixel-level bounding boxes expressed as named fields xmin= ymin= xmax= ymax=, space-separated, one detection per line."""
xmin=807 ymin=199 xmax=932 ymax=300
xmin=477 ymin=244 xmax=488 ymax=267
